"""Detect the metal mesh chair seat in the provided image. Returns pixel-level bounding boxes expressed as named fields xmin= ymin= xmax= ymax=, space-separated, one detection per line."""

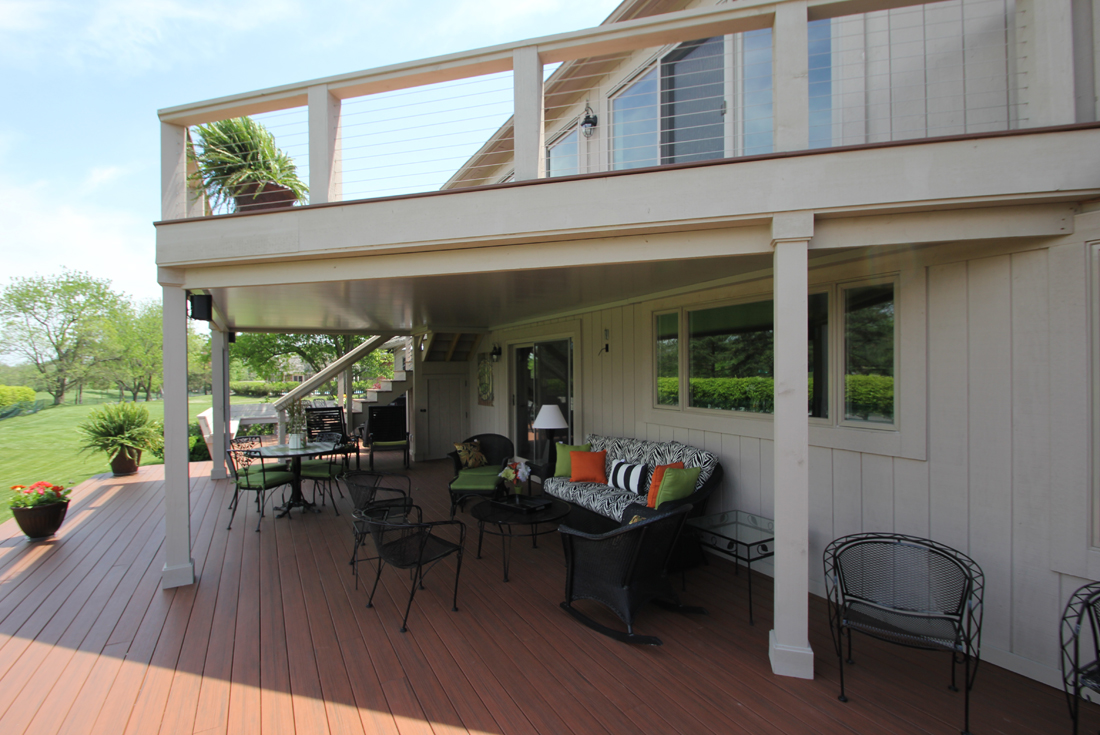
xmin=377 ymin=533 xmax=461 ymax=569
xmin=1061 ymin=581 xmax=1100 ymax=734
xmin=345 ymin=471 xmax=414 ymax=587
xmin=560 ymin=504 xmax=704 ymax=646
xmin=825 ymin=533 xmax=984 ymax=735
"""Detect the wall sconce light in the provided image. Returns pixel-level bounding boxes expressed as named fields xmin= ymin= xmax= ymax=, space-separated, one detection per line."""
xmin=581 ymin=104 xmax=598 ymax=138
xmin=188 ymin=293 xmax=213 ymax=321
xmin=490 ymin=344 xmax=502 ymax=362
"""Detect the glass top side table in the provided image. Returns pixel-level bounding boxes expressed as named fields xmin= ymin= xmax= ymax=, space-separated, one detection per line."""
xmin=686 ymin=510 xmax=775 ymax=624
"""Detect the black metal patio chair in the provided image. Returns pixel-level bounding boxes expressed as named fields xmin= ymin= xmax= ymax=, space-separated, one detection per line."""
xmin=225 ymin=448 xmax=293 ymax=532
xmin=1061 ymin=580 xmax=1100 ymax=734
xmin=824 ymin=532 xmax=984 ymax=735
xmin=345 ymin=470 xmax=414 ymax=586
xmin=299 ymin=431 xmax=345 ymax=512
xmin=559 ymin=503 xmax=704 ymax=646
xmin=360 ymin=503 xmax=466 ymax=632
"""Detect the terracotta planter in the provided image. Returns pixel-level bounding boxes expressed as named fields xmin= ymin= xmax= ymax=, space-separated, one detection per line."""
xmin=233 ymin=182 xmax=297 ymax=213
xmin=110 ymin=449 xmax=142 ymax=476
xmin=12 ymin=501 xmax=69 ymax=540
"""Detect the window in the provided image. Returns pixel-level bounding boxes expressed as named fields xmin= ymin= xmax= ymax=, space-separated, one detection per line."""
xmin=612 ymin=67 xmax=659 ymax=169
xmin=843 ymin=283 xmax=895 ymax=424
xmin=546 ymin=128 xmax=579 ymax=177
xmin=661 ymin=37 xmax=725 ymax=164
xmin=514 ymin=339 xmax=573 ymax=465
xmin=657 ymin=293 xmax=829 ymax=418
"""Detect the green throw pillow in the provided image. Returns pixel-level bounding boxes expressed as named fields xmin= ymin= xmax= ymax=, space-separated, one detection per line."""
xmin=654 ymin=466 xmax=701 ymax=508
xmin=554 ymin=442 xmax=591 ymax=477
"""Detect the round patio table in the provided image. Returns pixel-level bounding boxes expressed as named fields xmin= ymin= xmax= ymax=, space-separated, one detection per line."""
xmin=471 ymin=497 xmax=570 ymax=582
xmin=250 ymin=441 xmax=336 ymax=517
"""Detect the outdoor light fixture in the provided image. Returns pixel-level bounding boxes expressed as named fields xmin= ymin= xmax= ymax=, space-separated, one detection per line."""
xmin=581 ymin=104 xmax=598 ymax=138
xmin=188 ymin=293 xmax=213 ymax=321
xmin=490 ymin=344 xmax=503 ymax=362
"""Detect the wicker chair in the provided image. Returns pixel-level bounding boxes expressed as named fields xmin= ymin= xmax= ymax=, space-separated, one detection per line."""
xmin=360 ymin=505 xmax=466 ymax=632
xmin=225 ymin=448 xmax=293 ymax=532
xmin=1061 ymin=581 xmax=1100 ymax=734
xmin=447 ymin=433 xmax=513 ymax=518
xmin=559 ymin=503 xmax=703 ymax=646
xmin=824 ymin=533 xmax=984 ymax=735
xmin=346 ymin=470 xmax=414 ymax=585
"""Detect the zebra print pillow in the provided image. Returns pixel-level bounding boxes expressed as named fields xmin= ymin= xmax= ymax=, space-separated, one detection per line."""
xmin=608 ymin=460 xmax=648 ymax=495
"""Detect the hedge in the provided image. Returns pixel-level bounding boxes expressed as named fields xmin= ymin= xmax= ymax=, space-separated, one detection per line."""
xmin=0 ymin=385 xmax=36 ymax=410
xmin=229 ymin=381 xmax=299 ymax=397
xmin=657 ymin=375 xmax=893 ymax=418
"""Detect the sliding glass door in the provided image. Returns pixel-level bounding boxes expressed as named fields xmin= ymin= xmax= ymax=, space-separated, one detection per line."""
xmin=513 ymin=339 xmax=573 ymax=465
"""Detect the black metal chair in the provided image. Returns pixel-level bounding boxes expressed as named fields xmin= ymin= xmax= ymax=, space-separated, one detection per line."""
xmin=824 ymin=533 xmax=985 ymax=735
xmin=299 ymin=431 xmax=344 ymax=512
xmin=559 ymin=503 xmax=704 ymax=646
xmin=447 ymin=433 xmax=513 ymax=518
xmin=360 ymin=505 xmax=466 ymax=633
xmin=225 ymin=448 xmax=293 ymax=532
xmin=1061 ymin=581 xmax=1100 ymax=734
xmin=306 ymin=406 xmax=359 ymax=473
xmin=346 ymin=470 xmax=414 ymax=586
xmin=360 ymin=404 xmax=409 ymax=470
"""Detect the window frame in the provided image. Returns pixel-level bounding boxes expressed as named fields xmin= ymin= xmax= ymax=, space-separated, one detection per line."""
xmin=653 ymin=308 xmax=683 ymax=410
xmin=546 ymin=121 xmax=581 ymax=178
xmin=836 ymin=275 xmax=900 ymax=431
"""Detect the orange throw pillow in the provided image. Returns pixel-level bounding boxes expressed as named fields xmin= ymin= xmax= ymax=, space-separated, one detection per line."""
xmin=646 ymin=461 xmax=684 ymax=508
xmin=570 ymin=450 xmax=608 ymax=484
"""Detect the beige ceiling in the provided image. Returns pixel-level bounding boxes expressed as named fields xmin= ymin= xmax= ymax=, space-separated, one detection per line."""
xmin=208 ymin=250 xmax=785 ymax=334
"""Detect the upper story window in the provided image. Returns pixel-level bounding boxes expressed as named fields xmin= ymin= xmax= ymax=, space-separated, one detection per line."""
xmin=546 ymin=128 xmax=579 ymax=177
xmin=610 ymin=30 xmax=773 ymax=171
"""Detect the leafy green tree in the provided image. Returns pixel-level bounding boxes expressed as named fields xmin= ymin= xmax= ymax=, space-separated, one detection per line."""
xmin=231 ymin=333 xmax=393 ymax=392
xmin=188 ymin=330 xmax=211 ymax=394
xmin=101 ymin=299 xmax=164 ymax=401
xmin=0 ymin=271 xmax=119 ymax=405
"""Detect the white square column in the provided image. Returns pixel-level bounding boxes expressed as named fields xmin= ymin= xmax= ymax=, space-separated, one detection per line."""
xmin=160 ymin=270 xmax=195 ymax=588
xmin=513 ymin=45 xmax=545 ymax=181
xmin=769 ymin=213 xmax=814 ymax=678
xmin=773 ymin=1 xmax=809 ymax=153
xmin=210 ymin=327 xmax=229 ymax=480
xmin=308 ymin=84 xmax=343 ymax=204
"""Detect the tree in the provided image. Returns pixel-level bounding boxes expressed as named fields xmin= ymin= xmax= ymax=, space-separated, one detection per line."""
xmin=188 ymin=329 xmax=211 ymax=394
xmin=231 ymin=333 xmax=392 ymax=391
xmin=0 ymin=271 xmax=119 ymax=405
xmin=101 ymin=299 xmax=164 ymax=401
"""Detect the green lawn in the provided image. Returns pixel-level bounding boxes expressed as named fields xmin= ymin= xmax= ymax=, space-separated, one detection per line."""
xmin=0 ymin=395 xmax=261 ymax=525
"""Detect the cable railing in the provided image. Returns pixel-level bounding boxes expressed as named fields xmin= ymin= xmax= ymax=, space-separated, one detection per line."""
xmin=181 ymin=0 xmax=1026 ymax=217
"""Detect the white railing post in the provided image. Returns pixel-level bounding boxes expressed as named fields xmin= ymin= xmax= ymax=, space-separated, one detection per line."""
xmin=308 ymin=84 xmax=343 ymax=204
xmin=210 ymin=327 xmax=229 ymax=479
xmin=1019 ymin=0 xmax=1076 ymax=127
xmin=513 ymin=45 xmax=545 ymax=181
xmin=773 ymin=1 xmax=810 ymax=153
xmin=769 ymin=212 xmax=814 ymax=679
xmin=161 ymin=123 xmax=189 ymax=220
xmin=160 ymin=268 xmax=195 ymax=588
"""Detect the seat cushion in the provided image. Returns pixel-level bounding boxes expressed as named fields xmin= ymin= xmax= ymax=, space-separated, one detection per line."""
xmin=237 ymin=470 xmax=294 ymax=490
xmin=543 ymin=476 xmax=639 ymax=522
xmin=450 ymin=466 xmax=501 ymax=491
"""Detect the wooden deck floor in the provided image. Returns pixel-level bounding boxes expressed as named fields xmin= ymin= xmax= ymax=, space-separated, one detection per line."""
xmin=0 ymin=458 xmax=1092 ymax=735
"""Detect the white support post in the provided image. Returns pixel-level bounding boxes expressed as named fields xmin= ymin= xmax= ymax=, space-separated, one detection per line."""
xmin=344 ymin=366 xmax=354 ymax=431
xmin=773 ymin=1 xmax=809 ymax=153
xmin=210 ymin=328 xmax=229 ymax=479
xmin=769 ymin=213 xmax=814 ymax=679
xmin=513 ymin=45 xmax=545 ymax=181
xmin=161 ymin=123 xmax=189 ymax=220
xmin=1019 ymin=0 xmax=1076 ymax=127
xmin=308 ymin=84 xmax=343 ymax=204
xmin=160 ymin=270 xmax=195 ymax=588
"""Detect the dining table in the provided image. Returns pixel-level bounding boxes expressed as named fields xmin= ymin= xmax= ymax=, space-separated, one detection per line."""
xmin=250 ymin=441 xmax=336 ymax=517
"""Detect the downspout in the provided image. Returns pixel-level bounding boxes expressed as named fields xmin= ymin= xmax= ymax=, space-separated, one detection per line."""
xmin=273 ymin=334 xmax=391 ymax=440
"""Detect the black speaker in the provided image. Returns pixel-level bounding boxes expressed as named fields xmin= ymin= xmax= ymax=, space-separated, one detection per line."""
xmin=228 ymin=332 xmax=236 ymax=343
xmin=188 ymin=294 xmax=213 ymax=321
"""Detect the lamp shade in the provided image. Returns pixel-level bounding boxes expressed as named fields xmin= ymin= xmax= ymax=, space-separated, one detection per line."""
xmin=532 ymin=404 xmax=568 ymax=430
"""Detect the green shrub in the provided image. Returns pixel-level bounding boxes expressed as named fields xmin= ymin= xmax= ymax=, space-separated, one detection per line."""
xmin=844 ymin=374 xmax=894 ymax=420
xmin=230 ymin=381 xmax=297 ymax=397
xmin=0 ymin=385 xmax=36 ymax=410
xmin=657 ymin=374 xmax=894 ymax=418
xmin=78 ymin=402 xmax=164 ymax=461
xmin=188 ymin=422 xmax=211 ymax=461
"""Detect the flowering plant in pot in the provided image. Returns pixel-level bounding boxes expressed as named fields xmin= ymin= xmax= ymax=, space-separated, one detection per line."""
xmin=78 ymin=402 xmax=164 ymax=476
xmin=499 ymin=461 xmax=531 ymax=495
xmin=9 ymin=482 xmax=71 ymax=539
xmin=189 ymin=116 xmax=309 ymax=214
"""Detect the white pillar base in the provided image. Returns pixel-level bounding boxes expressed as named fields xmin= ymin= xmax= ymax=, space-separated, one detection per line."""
xmin=769 ymin=629 xmax=814 ymax=679
xmin=161 ymin=559 xmax=195 ymax=589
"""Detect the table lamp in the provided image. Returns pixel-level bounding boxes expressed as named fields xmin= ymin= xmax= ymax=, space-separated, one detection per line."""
xmin=532 ymin=404 xmax=569 ymax=466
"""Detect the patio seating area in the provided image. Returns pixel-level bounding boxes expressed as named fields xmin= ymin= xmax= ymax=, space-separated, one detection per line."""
xmin=0 ymin=457 xmax=1092 ymax=734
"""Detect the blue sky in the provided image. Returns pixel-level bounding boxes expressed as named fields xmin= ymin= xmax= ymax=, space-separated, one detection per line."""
xmin=0 ymin=0 xmax=624 ymax=303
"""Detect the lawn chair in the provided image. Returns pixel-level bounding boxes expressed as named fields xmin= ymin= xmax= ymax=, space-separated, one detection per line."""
xmin=1061 ymin=581 xmax=1100 ymax=734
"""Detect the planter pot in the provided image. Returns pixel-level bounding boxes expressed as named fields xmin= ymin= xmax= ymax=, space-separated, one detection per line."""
xmin=110 ymin=449 xmax=142 ymax=476
xmin=12 ymin=502 xmax=69 ymax=540
xmin=288 ymin=434 xmax=304 ymax=450
xmin=234 ymin=182 xmax=297 ymax=213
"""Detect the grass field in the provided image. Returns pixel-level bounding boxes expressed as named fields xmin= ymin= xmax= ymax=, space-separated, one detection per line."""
xmin=0 ymin=395 xmax=261 ymax=525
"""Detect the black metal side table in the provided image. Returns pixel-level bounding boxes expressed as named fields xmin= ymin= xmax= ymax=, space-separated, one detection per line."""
xmin=686 ymin=510 xmax=775 ymax=624
xmin=471 ymin=496 xmax=570 ymax=582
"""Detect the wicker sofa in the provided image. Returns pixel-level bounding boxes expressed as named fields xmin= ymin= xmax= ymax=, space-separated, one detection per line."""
xmin=536 ymin=434 xmax=723 ymax=534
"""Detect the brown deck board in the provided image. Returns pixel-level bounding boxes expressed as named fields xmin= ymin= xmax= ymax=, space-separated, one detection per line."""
xmin=0 ymin=458 xmax=1095 ymax=735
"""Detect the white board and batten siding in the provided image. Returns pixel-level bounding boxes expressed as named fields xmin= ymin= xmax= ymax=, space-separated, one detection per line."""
xmin=466 ymin=217 xmax=1100 ymax=689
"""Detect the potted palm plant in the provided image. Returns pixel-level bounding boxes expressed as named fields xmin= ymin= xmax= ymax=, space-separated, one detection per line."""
xmin=189 ymin=116 xmax=309 ymax=213
xmin=79 ymin=402 xmax=164 ymax=476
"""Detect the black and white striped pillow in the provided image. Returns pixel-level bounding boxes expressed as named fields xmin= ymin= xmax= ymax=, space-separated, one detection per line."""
xmin=609 ymin=459 xmax=649 ymax=494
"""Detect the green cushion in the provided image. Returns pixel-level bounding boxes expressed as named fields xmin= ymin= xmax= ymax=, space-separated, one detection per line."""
xmin=654 ymin=466 xmax=700 ymax=508
xmin=373 ymin=440 xmax=408 ymax=448
xmin=554 ymin=442 xmax=591 ymax=477
xmin=300 ymin=464 xmax=341 ymax=480
xmin=237 ymin=470 xmax=294 ymax=490
xmin=450 ymin=466 xmax=502 ymax=491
